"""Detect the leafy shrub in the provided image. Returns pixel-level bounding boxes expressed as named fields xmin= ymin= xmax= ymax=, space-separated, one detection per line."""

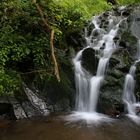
xmin=0 ymin=0 xmax=139 ymax=96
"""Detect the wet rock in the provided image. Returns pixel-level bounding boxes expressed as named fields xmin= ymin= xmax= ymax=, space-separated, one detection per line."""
xmin=98 ymin=98 xmax=124 ymax=118
xmin=0 ymin=97 xmax=27 ymax=120
xmin=106 ymin=0 xmax=117 ymax=5
xmin=53 ymin=99 xmax=71 ymax=112
xmin=47 ymin=105 xmax=54 ymax=112
xmin=119 ymin=41 xmax=127 ymax=48
xmin=113 ymin=36 xmax=120 ymax=43
xmin=0 ymin=102 xmax=15 ymax=119
xmin=34 ymin=68 xmax=75 ymax=112
xmin=108 ymin=69 xmax=124 ymax=79
xmin=122 ymin=11 xmax=131 ymax=16
xmin=22 ymin=101 xmax=41 ymax=117
xmin=102 ymin=11 xmax=110 ymax=18
xmin=112 ymin=49 xmax=131 ymax=71
xmin=86 ymin=23 xmax=95 ymax=36
xmin=119 ymin=32 xmax=137 ymax=58
xmin=99 ymin=48 xmax=132 ymax=114
xmin=135 ymin=63 xmax=140 ymax=98
xmin=65 ymin=31 xmax=85 ymax=50
xmin=8 ymin=97 xmax=27 ymax=119
xmin=81 ymin=48 xmax=98 ymax=75
xmin=100 ymin=45 xmax=105 ymax=50
xmin=23 ymin=83 xmax=49 ymax=116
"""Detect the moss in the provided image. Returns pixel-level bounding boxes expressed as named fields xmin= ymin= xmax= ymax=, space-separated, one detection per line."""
xmin=121 ymin=32 xmax=137 ymax=45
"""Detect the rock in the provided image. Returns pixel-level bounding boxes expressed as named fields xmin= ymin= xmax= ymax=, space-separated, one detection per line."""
xmin=119 ymin=32 xmax=137 ymax=58
xmin=0 ymin=102 xmax=15 ymax=119
xmin=86 ymin=23 xmax=95 ymax=37
xmin=98 ymin=88 xmax=124 ymax=116
xmin=47 ymin=105 xmax=54 ymax=112
xmin=122 ymin=11 xmax=131 ymax=16
xmin=22 ymin=101 xmax=41 ymax=117
xmin=99 ymin=48 xmax=132 ymax=114
xmin=23 ymin=83 xmax=49 ymax=116
xmin=65 ymin=30 xmax=85 ymax=51
xmin=81 ymin=48 xmax=98 ymax=75
xmin=135 ymin=62 xmax=140 ymax=99
xmin=106 ymin=0 xmax=117 ymax=5
xmin=0 ymin=97 xmax=27 ymax=120
xmin=119 ymin=41 xmax=127 ymax=48
xmin=32 ymin=68 xmax=75 ymax=112
xmin=8 ymin=97 xmax=27 ymax=119
xmin=53 ymin=98 xmax=71 ymax=112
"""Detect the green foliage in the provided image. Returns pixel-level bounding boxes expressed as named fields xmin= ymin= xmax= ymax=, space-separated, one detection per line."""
xmin=45 ymin=0 xmax=111 ymax=33
xmin=0 ymin=68 xmax=20 ymax=95
xmin=117 ymin=0 xmax=140 ymax=5
xmin=0 ymin=0 xmax=51 ymax=95
xmin=0 ymin=0 xmax=139 ymax=96
xmin=53 ymin=0 xmax=111 ymax=19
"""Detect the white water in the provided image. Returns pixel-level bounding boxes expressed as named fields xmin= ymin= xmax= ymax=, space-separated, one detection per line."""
xmin=123 ymin=66 xmax=136 ymax=115
xmin=123 ymin=40 xmax=140 ymax=123
xmin=123 ymin=10 xmax=140 ymax=123
xmin=66 ymin=14 xmax=126 ymax=124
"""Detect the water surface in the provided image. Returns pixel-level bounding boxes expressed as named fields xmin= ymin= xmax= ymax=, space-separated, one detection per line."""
xmin=0 ymin=113 xmax=140 ymax=140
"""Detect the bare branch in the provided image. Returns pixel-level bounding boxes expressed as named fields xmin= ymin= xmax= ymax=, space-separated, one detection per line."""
xmin=32 ymin=0 xmax=61 ymax=82
xmin=50 ymin=30 xmax=61 ymax=81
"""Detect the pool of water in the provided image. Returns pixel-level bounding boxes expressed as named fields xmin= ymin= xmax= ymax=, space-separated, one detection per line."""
xmin=0 ymin=113 xmax=140 ymax=140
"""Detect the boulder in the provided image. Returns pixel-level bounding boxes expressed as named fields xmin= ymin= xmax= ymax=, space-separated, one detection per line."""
xmin=81 ymin=48 xmax=98 ymax=75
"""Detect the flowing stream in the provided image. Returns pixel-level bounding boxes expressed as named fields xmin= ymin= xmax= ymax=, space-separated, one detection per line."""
xmin=123 ymin=40 xmax=140 ymax=123
xmin=122 ymin=14 xmax=140 ymax=123
xmin=66 ymin=13 xmax=126 ymax=124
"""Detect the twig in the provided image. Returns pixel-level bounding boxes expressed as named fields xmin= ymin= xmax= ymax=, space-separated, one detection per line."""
xmin=19 ymin=69 xmax=53 ymax=76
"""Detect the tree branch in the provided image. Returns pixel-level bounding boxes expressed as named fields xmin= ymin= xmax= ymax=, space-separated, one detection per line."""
xmin=50 ymin=29 xmax=60 ymax=81
xmin=32 ymin=0 xmax=61 ymax=82
xmin=19 ymin=69 xmax=53 ymax=76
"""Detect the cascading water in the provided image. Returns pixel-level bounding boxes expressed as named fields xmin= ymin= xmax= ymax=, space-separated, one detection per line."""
xmin=123 ymin=65 xmax=137 ymax=115
xmin=122 ymin=40 xmax=140 ymax=123
xmin=123 ymin=64 xmax=140 ymax=124
xmin=122 ymin=13 xmax=140 ymax=123
xmin=66 ymin=12 xmax=126 ymax=124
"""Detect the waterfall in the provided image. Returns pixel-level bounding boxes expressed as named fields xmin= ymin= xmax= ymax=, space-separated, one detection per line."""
xmin=122 ymin=12 xmax=140 ymax=123
xmin=123 ymin=39 xmax=140 ymax=123
xmin=66 ymin=13 xmax=126 ymax=124
xmin=75 ymin=17 xmax=122 ymax=113
xmin=123 ymin=65 xmax=136 ymax=115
